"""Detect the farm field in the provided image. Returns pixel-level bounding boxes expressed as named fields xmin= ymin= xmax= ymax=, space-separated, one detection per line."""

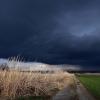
xmin=78 ymin=75 xmax=100 ymax=100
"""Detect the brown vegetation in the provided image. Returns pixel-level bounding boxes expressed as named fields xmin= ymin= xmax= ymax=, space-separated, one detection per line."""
xmin=0 ymin=70 xmax=75 ymax=99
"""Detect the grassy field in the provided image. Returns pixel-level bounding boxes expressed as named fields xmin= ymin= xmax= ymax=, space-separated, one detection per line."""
xmin=78 ymin=75 xmax=100 ymax=100
xmin=0 ymin=70 xmax=75 ymax=100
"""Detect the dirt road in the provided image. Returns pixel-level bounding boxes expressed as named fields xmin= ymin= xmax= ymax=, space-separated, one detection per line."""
xmin=75 ymin=78 xmax=96 ymax=100
xmin=52 ymin=75 xmax=96 ymax=100
xmin=52 ymin=86 xmax=78 ymax=100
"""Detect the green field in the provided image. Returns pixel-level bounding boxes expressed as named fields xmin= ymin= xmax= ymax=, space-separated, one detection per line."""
xmin=78 ymin=75 xmax=100 ymax=100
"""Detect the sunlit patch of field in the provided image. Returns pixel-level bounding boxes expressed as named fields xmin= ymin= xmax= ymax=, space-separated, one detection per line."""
xmin=0 ymin=70 xmax=75 ymax=100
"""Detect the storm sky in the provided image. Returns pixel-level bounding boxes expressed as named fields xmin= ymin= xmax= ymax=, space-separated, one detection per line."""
xmin=0 ymin=0 xmax=100 ymax=69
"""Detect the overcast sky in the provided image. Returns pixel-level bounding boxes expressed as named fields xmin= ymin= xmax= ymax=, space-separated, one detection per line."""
xmin=0 ymin=0 xmax=100 ymax=70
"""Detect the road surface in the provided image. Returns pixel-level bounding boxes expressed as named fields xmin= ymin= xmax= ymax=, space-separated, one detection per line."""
xmin=52 ymin=75 xmax=96 ymax=100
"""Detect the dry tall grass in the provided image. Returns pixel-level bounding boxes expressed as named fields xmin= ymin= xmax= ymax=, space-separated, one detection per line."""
xmin=0 ymin=70 xmax=74 ymax=99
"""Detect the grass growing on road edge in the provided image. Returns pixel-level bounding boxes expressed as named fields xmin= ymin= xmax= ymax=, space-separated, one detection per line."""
xmin=77 ymin=75 xmax=100 ymax=100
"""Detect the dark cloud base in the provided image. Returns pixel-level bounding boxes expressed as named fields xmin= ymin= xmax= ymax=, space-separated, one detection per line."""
xmin=0 ymin=0 xmax=100 ymax=70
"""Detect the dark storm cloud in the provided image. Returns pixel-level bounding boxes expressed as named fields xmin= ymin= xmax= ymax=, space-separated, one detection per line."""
xmin=0 ymin=0 xmax=100 ymax=69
